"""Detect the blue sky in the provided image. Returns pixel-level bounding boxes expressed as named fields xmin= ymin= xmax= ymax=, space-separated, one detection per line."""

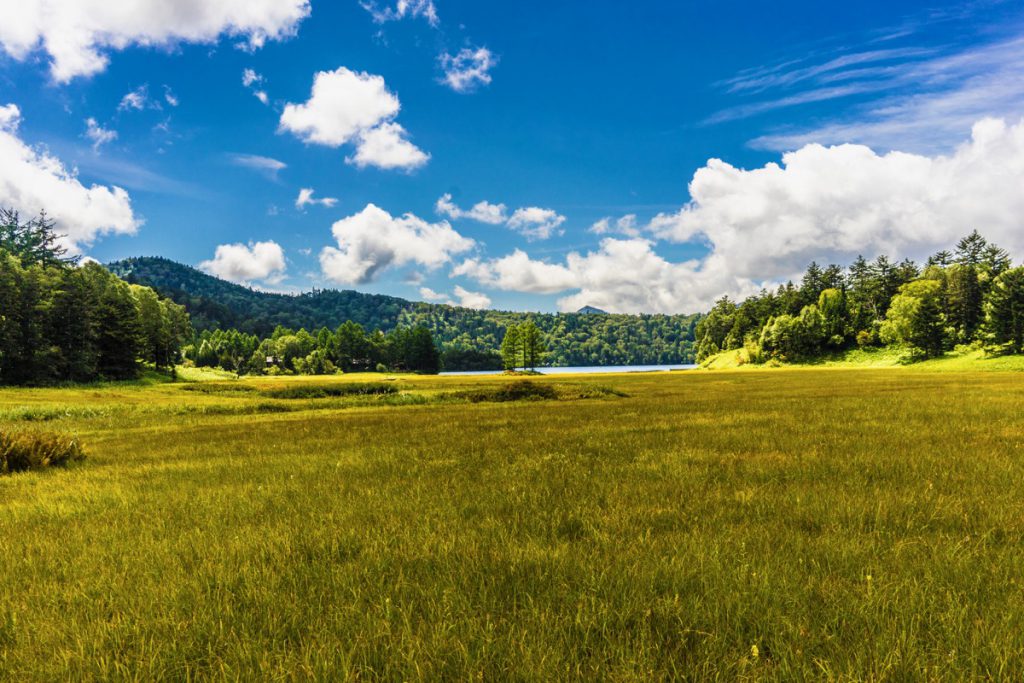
xmin=2 ymin=0 xmax=1024 ymax=313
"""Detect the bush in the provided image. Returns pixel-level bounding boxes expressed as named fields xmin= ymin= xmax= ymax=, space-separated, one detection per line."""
xmin=262 ymin=383 xmax=398 ymax=399
xmin=0 ymin=431 xmax=86 ymax=474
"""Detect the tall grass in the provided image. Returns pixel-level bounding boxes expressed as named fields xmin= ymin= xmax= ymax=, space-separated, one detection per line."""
xmin=0 ymin=370 xmax=1023 ymax=679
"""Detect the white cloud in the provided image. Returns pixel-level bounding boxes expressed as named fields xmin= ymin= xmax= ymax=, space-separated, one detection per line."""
xmin=419 ymin=286 xmax=449 ymax=302
xmin=454 ymin=285 xmax=490 ymax=309
xmin=319 ymin=203 xmax=474 ymax=284
xmin=199 ymin=240 xmax=286 ymax=284
xmin=163 ymin=85 xmax=179 ymax=107
xmin=440 ymin=47 xmax=496 ymax=93
xmin=719 ymin=32 xmax=1024 ymax=153
xmin=279 ymin=67 xmax=428 ymax=171
xmin=0 ymin=0 xmax=311 ymax=82
xmin=454 ymin=239 xmax=729 ymax=314
xmin=84 ymin=117 xmax=117 ymax=150
xmin=435 ymin=193 xmax=507 ymax=224
xmin=242 ymin=68 xmax=269 ymax=105
xmin=242 ymin=68 xmax=261 ymax=87
xmin=228 ymin=153 xmax=286 ymax=179
xmin=418 ymin=284 xmax=491 ymax=309
xmin=295 ymin=187 xmax=337 ymax=210
xmin=590 ymin=214 xmax=639 ymax=237
xmin=118 ymin=85 xmax=151 ymax=111
xmin=507 ymin=207 xmax=566 ymax=240
xmin=649 ymin=118 xmax=1024 ymax=290
xmin=453 ymin=250 xmax=577 ymax=294
xmin=0 ymin=103 xmax=139 ymax=253
xmin=347 ymin=122 xmax=429 ymax=170
xmin=361 ymin=0 xmax=438 ymax=27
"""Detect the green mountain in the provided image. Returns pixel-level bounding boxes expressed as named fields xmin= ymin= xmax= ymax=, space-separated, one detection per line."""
xmin=107 ymin=257 xmax=700 ymax=366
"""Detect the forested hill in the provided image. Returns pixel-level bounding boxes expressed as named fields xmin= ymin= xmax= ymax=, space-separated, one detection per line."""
xmin=107 ymin=257 xmax=701 ymax=366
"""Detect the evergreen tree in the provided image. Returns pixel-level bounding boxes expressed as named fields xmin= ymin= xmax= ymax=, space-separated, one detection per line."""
xmin=0 ymin=209 xmax=76 ymax=268
xmin=501 ymin=324 xmax=521 ymax=371
xmin=519 ymin=320 xmax=546 ymax=370
xmin=983 ymin=267 xmax=1024 ymax=354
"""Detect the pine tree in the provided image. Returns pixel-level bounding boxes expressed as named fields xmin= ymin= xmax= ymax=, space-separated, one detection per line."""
xmin=501 ymin=324 xmax=521 ymax=371
xmin=983 ymin=267 xmax=1024 ymax=354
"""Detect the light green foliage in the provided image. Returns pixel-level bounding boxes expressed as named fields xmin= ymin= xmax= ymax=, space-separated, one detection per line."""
xmin=2 ymin=370 xmax=1024 ymax=678
xmin=879 ymin=279 xmax=946 ymax=358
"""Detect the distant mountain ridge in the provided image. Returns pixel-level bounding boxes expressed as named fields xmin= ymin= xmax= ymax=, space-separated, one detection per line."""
xmin=107 ymin=256 xmax=700 ymax=366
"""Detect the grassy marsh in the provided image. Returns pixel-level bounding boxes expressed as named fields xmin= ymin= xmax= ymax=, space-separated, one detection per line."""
xmin=1 ymin=369 xmax=1023 ymax=679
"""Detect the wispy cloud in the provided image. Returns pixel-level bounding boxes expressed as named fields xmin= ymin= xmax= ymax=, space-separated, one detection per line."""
xmin=228 ymin=153 xmax=287 ymax=180
xmin=709 ymin=5 xmax=1024 ymax=153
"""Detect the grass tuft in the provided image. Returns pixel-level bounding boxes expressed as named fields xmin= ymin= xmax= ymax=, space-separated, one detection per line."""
xmin=0 ymin=430 xmax=86 ymax=474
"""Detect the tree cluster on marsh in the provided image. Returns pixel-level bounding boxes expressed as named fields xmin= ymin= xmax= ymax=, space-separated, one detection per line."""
xmin=696 ymin=231 xmax=1024 ymax=363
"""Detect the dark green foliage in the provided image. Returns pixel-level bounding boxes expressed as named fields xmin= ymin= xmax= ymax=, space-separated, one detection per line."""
xmin=983 ymin=267 xmax=1024 ymax=354
xmin=262 ymin=383 xmax=398 ymax=399
xmin=440 ymin=348 xmax=502 ymax=372
xmin=0 ymin=430 xmax=85 ymax=474
xmin=0 ymin=209 xmax=77 ymax=268
xmin=108 ymin=257 xmax=701 ymax=366
xmin=0 ymin=245 xmax=189 ymax=385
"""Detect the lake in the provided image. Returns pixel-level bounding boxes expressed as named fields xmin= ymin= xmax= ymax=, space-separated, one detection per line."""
xmin=440 ymin=364 xmax=698 ymax=376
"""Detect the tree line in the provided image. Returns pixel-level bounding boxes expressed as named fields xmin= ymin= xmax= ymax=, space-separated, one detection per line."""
xmin=185 ymin=322 xmax=442 ymax=375
xmin=0 ymin=210 xmax=191 ymax=385
xmin=696 ymin=231 xmax=1024 ymax=363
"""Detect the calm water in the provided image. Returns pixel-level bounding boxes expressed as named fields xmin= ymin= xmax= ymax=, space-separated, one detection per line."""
xmin=440 ymin=364 xmax=697 ymax=376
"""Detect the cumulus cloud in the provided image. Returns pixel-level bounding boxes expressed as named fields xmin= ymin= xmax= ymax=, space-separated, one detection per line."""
xmin=507 ymin=207 xmax=566 ymax=240
xmin=435 ymin=193 xmax=507 ymax=224
xmin=295 ymin=187 xmax=337 ymax=209
xmin=440 ymin=47 xmax=496 ymax=93
xmin=0 ymin=0 xmax=311 ymax=82
xmin=84 ymin=117 xmax=117 ymax=150
xmin=347 ymin=122 xmax=429 ymax=170
xmin=228 ymin=153 xmax=286 ymax=180
xmin=199 ymin=240 xmax=286 ymax=284
xmin=0 ymin=103 xmax=139 ymax=253
xmin=361 ymin=0 xmax=438 ymax=27
xmin=419 ymin=286 xmax=449 ymax=302
xmin=418 ymin=284 xmax=491 ymax=309
xmin=649 ymin=117 xmax=1024 ymax=289
xmin=454 ymin=239 xmax=731 ymax=314
xmin=453 ymin=285 xmax=491 ymax=309
xmin=319 ymin=203 xmax=474 ymax=284
xmin=279 ymin=67 xmax=428 ymax=171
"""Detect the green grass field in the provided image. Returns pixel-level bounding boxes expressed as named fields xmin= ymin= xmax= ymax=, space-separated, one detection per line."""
xmin=2 ymin=368 xmax=1024 ymax=680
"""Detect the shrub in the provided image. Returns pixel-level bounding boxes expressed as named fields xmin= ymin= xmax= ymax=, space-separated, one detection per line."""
xmin=0 ymin=431 xmax=86 ymax=474
xmin=262 ymin=383 xmax=398 ymax=400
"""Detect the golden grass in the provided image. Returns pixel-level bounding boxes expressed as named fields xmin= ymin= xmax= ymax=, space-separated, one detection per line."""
xmin=1 ymin=369 xmax=1023 ymax=679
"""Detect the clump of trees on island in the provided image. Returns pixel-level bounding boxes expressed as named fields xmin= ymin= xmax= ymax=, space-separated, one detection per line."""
xmin=500 ymin=320 xmax=547 ymax=371
xmin=696 ymin=231 xmax=1024 ymax=363
xmin=0 ymin=210 xmax=190 ymax=385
